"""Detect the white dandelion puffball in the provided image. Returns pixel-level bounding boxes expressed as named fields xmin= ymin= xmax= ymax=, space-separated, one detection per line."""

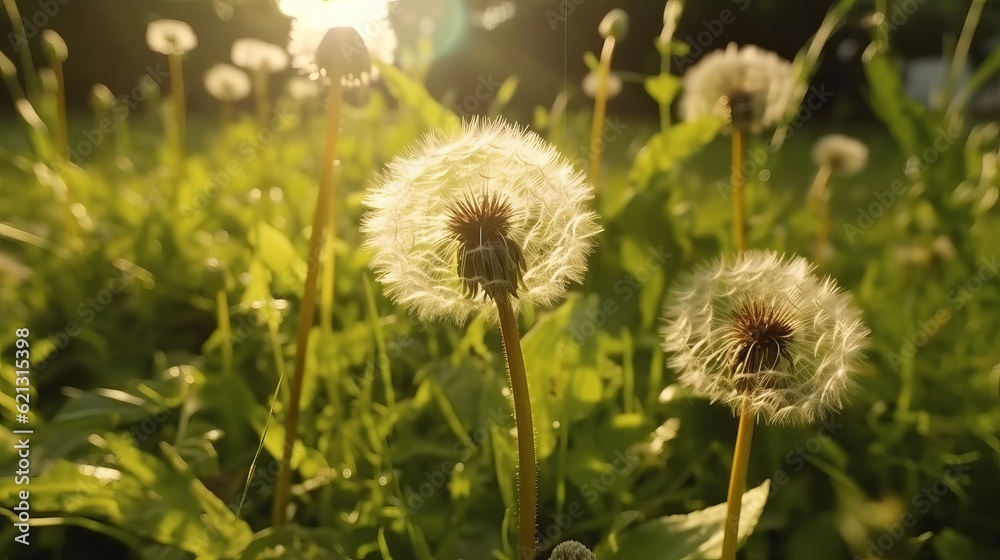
xmin=279 ymin=0 xmax=397 ymax=78
xmin=204 ymin=64 xmax=251 ymax=102
xmin=660 ymin=250 xmax=869 ymax=424
xmin=362 ymin=118 xmax=601 ymax=324
xmin=232 ymin=38 xmax=289 ymax=73
xmin=146 ymin=19 xmax=198 ymax=55
xmin=583 ymin=70 xmax=622 ymax=100
xmin=680 ymin=43 xmax=793 ymax=134
xmin=811 ymin=134 xmax=869 ymax=176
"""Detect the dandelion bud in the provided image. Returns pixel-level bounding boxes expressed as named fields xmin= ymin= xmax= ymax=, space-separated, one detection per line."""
xmin=680 ymin=43 xmax=793 ymax=134
xmin=146 ymin=19 xmax=198 ymax=55
xmin=551 ymin=541 xmax=596 ymax=560
xmin=204 ymin=63 xmax=251 ymax=102
xmin=40 ymin=30 xmax=68 ymax=63
xmin=38 ymin=68 xmax=56 ymax=93
xmin=599 ymin=9 xmax=629 ymax=41
xmin=811 ymin=134 xmax=869 ymax=176
xmin=661 ymin=250 xmax=869 ymax=425
xmin=0 ymin=51 xmax=16 ymax=78
xmin=90 ymin=84 xmax=115 ymax=114
xmin=231 ymin=38 xmax=289 ymax=73
xmin=316 ymin=26 xmax=371 ymax=87
xmin=363 ymin=118 xmax=601 ymax=324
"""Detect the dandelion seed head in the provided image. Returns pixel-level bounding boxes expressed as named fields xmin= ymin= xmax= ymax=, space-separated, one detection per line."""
xmin=231 ymin=38 xmax=289 ymax=73
xmin=146 ymin=19 xmax=198 ymax=56
xmin=680 ymin=43 xmax=793 ymax=134
xmin=812 ymin=134 xmax=869 ymax=175
xmin=287 ymin=76 xmax=322 ymax=99
xmin=204 ymin=63 xmax=251 ymax=102
xmin=660 ymin=250 xmax=869 ymax=424
xmin=583 ymin=70 xmax=622 ymax=100
xmin=362 ymin=118 xmax=601 ymax=324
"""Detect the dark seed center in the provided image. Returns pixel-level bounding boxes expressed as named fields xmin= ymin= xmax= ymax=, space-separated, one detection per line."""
xmin=729 ymin=302 xmax=795 ymax=390
xmin=727 ymin=90 xmax=755 ymax=132
xmin=446 ymin=193 xmax=526 ymax=305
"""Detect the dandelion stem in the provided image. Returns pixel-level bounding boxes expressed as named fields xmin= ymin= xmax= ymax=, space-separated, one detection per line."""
xmin=167 ymin=52 xmax=186 ymax=161
xmin=271 ymin=79 xmax=343 ymax=526
xmin=254 ymin=67 xmax=270 ymax=132
xmin=52 ymin=59 xmax=68 ymax=162
xmin=496 ymin=300 xmax=536 ymax=560
xmin=216 ymin=289 xmax=234 ymax=376
xmin=1 ymin=0 xmax=39 ymax=102
xmin=587 ymin=36 xmax=616 ymax=188
xmin=807 ymin=164 xmax=832 ymax=270
xmin=721 ymin=404 xmax=755 ymax=560
xmin=731 ymin=128 xmax=747 ymax=252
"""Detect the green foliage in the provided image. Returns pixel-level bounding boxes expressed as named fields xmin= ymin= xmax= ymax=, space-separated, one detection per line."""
xmin=1 ymin=2 xmax=999 ymax=559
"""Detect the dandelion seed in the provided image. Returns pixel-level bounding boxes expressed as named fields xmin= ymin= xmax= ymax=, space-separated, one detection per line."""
xmin=680 ymin=43 xmax=793 ymax=134
xmin=362 ymin=118 xmax=601 ymax=324
xmin=660 ymin=250 xmax=869 ymax=425
xmin=811 ymin=134 xmax=869 ymax=176
xmin=204 ymin=64 xmax=251 ymax=102
xmin=146 ymin=19 xmax=198 ymax=56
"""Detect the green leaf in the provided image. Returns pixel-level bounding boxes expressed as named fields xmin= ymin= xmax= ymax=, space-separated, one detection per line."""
xmin=595 ymin=480 xmax=771 ymax=560
xmin=863 ymin=52 xmax=933 ymax=156
xmin=629 ymin=116 xmax=724 ymax=187
xmin=377 ymin=63 xmax=460 ymax=133
xmin=489 ymin=75 xmax=519 ymax=116
xmin=644 ymin=74 xmax=681 ymax=106
xmin=254 ymin=222 xmax=306 ymax=293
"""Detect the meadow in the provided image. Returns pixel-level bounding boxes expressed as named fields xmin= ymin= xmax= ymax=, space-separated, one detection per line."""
xmin=0 ymin=1 xmax=999 ymax=559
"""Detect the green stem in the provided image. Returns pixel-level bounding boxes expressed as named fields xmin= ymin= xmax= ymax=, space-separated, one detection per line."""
xmin=1 ymin=0 xmax=39 ymax=102
xmin=721 ymin=405 xmax=755 ymax=560
xmin=587 ymin=36 xmax=616 ymax=188
xmin=942 ymin=0 xmax=985 ymax=118
xmin=731 ymin=129 xmax=747 ymax=252
xmin=497 ymin=301 xmax=536 ymax=560
xmin=52 ymin=60 xmax=67 ymax=162
xmin=271 ymin=80 xmax=343 ymax=526
xmin=216 ymin=289 xmax=234 ymax=376
xmin=167 ymin=52 xmax=186 ymax=161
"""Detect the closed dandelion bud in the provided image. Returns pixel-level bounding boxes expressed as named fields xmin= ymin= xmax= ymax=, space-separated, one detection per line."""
xmin=661 ymin=250 xmax=869 ymax=425
xmin=680 ymin=43 xmax=793 ymax=134
xmin=599 ymin=9 xmax=629 ymax=41
xmin=362 ymin=118 xmax=601 ymax=324
xmin=0 ymin=51 xmax=15 ymax=78
xmin=41 ymin=30 xmax=68 ymax=63
xmin=204 ymin=63 xmax=252 ymax=102
xmin=316 ymin=26 xmax=372 ymax=87
xmin=811 ymin=134 xmax=869 ymax=175
xmin=146 ymin=19 xmax=198 ymax=55
xmin=551 ymin=541 xmax=597 ymax=560
xmin=231 ymin=38 xmax=289 ymax=73
xmin=39 ymin=68 xmax=56 ymax=93
xmin=90 ymin=84 xmax=115 ymax=114
xmin=280 ymin=0 xmax=397 ymax=80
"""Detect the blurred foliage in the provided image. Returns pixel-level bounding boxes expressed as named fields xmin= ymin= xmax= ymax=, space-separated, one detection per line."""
xmin=1 ymin=1 xmax=999 ymax=559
